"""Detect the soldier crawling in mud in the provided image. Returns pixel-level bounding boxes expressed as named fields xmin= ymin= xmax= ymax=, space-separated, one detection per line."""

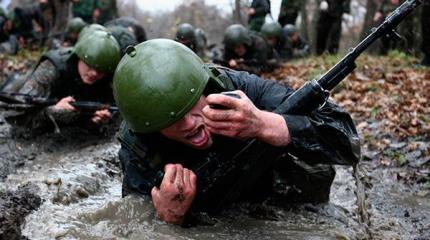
xmin=114 ymin=39 xmax=361 ymax=225
xmin=221 ymin=24 xmax=279 ymax=75
xmin=1 ymin=29 xmax=121 ymax=133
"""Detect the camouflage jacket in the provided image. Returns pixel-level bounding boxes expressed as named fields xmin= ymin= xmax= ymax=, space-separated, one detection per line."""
xmin=117 ymin=67 xmax=361 ymax=213
xmin=9 ymin=48 xmax=114 ymax=130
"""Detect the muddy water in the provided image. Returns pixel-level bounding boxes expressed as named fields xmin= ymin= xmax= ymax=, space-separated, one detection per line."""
xmin=0 ymin=126 xmax=428 ymax=239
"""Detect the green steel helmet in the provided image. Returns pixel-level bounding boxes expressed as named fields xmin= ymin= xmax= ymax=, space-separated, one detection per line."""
xmin=107 ymin=26 xmax=138 ymax=56
xmin=223 ymin=24 xmax=252 ymax=49
xmin=113 ymin=39 xmax=225 ymax=133
xmin=74 ymin=30 xmax=121 ymax=73
xmin=66 ymin=17 xmax=87 ymax=34
xmin=261 ymin=22 xmax=283 ymax=39
xmin=175 ymin=23 xmax=196 ymax=42
xmin=283 ymin=24 xmax=298 ymax=38
xmin=78 ymin=24 xmax=107 ymax=40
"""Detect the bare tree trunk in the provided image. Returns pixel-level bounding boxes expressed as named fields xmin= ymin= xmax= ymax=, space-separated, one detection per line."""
xmin=233 ymin=0 xmax=244 ymax=24
xmin=300 ymin=0 xmax=309 ymax=44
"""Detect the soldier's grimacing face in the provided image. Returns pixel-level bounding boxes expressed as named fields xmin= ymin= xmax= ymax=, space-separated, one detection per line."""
xmin=160 ymin=96 xmax=213 ymax=150
xmin=78 ymin=60 xmax=106 ymax=85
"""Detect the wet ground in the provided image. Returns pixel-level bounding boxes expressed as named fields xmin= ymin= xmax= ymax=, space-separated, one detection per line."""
xmin=0 ymin=52 xmax=429 ymax=239
xmin=0 ymin=115 xmax=428 ymax=240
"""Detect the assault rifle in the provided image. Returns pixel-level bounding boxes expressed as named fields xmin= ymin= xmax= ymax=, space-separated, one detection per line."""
xmin=155 ymin=0 xmax=424 ymax=212
xmin=0 ymin=92 xmax=119 ymax=113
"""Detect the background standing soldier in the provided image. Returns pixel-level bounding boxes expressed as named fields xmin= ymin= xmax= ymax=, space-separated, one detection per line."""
xmin=113 ymin=39 xmax=360 ymax=225
xmin=246 ymin=0 xmax=271 ymax=32
xmin=373 ymin=0 xmax=401 ymax=55
xmin=222 ymin=24 xmax=278 ymax=75
xmin=277 ymin=0 xmax=303 ymax=26
xmin=2 ymin=30 xmax=120 ymax=132
xmin=421 ymin=0 xmax=430 ymax=66
xmin=72 ymin=0 xmax=97 ymax=23
xmin=93 ymin=0 xmax=117 ymax=25
xmin=316 ymin=0 xmax=350 ymax=55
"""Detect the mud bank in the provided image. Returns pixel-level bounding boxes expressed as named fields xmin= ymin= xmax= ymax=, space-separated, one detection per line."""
xmin=0 ymin=184 xmax=41 ymax=240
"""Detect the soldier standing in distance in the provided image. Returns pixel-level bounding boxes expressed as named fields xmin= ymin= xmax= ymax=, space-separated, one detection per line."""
xmin=246 ymin=0 xmax=271 ymax=32
xmin=277 ymin=0 xmax=303 ymax=26
xmin=316 ymin=0 xmax=351 ymax=55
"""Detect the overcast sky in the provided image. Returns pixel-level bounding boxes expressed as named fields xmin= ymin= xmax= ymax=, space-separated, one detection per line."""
xmin=137 ymin=0 xmax=282 ymax=20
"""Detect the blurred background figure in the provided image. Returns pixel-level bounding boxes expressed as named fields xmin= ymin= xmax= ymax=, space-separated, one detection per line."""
xmin=246 ymin=0 xmax=271 ymax=32
xmin=194 ymin=27 xmax=208 ymax=59
xmin=283 ymin=24 xmax=309 ymax=59
xmin=316 ymin=0 xmax=350 ymax=55
xmin=93 ymin=0 xmax=117 ymax=24
xmin=277 ymin=0 xmax=303 ymax=26
xmin=373 ymin=0 xmax=401 ymax=55
xmin=222 ymin=24 xmax=277 ymax=75
xmin=260 ymin=21 xmax=287 ymax=60
xmin=105 ymin=16 xmax=146 ymax=43
xmin=174 ymin=23 xmax=197 ymax=53
xmin=72 ymin=0 xmax=96 ymax=23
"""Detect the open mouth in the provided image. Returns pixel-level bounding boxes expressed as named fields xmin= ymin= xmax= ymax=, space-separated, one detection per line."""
xmin=185 ymin=125 xmax=208 ymax=147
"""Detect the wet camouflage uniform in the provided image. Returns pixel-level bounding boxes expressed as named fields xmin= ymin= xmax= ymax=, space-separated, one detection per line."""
xmin=104 ymin=17 xmax=147 ymax=43
xmin=316 ymin=0 xmax=350 ymax=55
xmin=117 ymin=66 xmax=361 ymax=214
xmin=223 ymin=32 xmax=279 ymax=75
xmin=94 ymin=0 xmax=117 ymax=24
xmin=278 ymin=0 xmax=303 ymax=26
xmin=72 ymin=0 xmax=97 ymax=23
xmin=4 ymin=48 xmax=114 ymax=131
xmin=248 ymin=0 xmax=271 ymax=32
xmin=421 ymin=1 xmax=430 ymax=65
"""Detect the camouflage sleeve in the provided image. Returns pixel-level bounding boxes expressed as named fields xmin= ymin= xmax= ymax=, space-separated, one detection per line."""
xmin=19 ymin=60 xmax=57 ymax=97
xmin=16 ymin=60 xmax=80 ymax=130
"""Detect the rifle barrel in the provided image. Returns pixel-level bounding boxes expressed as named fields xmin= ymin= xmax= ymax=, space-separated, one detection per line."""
xmin=318 ymin=0 xmax=422 ymax=91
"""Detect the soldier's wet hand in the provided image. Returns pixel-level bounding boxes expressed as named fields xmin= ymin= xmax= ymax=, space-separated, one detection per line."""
xmin=151 ymin=164 xmax=197 ymax=225
xmin=203 ymin=91 xmax=291 ymax=147
xmin=53 ymin=96 xmax=76 ymax=111
xmin=91 ymin=109 xmax=112 ymax=124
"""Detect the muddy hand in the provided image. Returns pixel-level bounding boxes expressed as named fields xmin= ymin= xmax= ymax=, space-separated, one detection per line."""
xmin=151 ymin=164 xmax=197 ymax=225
